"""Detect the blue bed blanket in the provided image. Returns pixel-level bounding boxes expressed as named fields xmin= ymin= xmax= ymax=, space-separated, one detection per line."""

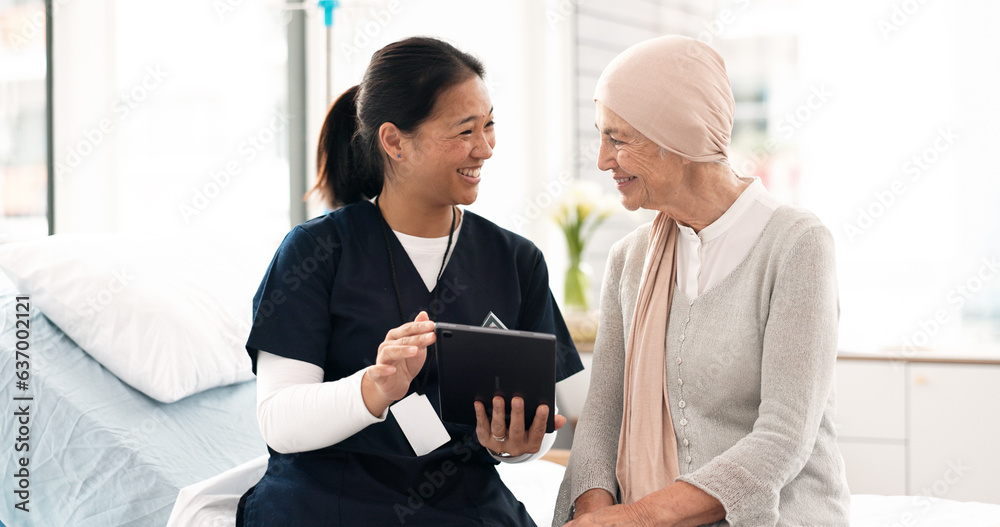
xmin=0 ymin=278 xmax=266 ymax=527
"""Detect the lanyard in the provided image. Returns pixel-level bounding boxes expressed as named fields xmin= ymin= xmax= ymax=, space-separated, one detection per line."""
xmin=373 ymin=197 xmax=456 ymax=393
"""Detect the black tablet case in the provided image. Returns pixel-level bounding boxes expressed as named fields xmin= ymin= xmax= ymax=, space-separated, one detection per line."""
xmin=435 ymin=322 xmax=557 ymax=433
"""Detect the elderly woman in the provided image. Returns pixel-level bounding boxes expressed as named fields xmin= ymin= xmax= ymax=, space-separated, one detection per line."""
xmin=554 ymin=36 xmax=850 ymax=526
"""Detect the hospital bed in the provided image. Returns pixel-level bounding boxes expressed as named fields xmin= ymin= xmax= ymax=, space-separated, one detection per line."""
xmin=2 ymin=235 xmax=1000 ymax=527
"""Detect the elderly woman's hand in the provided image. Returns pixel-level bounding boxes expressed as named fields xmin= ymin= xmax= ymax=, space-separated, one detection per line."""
xmin=473 ymin=396 xmax=566 ymax=457
xmin=573 ymin=488 xmax=615 ymax=517
xmin=566 ymin=502 xmax=659 ymax=527
xmin=569 ymin=481 xmax=725 ymax=527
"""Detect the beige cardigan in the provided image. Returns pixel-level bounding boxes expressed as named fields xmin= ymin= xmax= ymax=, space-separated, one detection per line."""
xmin=553 ymin=207 xmax=850 ymax=526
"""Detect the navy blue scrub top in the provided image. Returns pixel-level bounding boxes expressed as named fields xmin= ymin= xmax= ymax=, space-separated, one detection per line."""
xmin=241 ymin=201 xmax=583 ymax=526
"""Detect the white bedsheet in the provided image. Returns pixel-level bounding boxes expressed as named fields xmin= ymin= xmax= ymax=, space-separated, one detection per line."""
xmin=169 ymin=457 xmax=1000 ymax=526
xmin=166 ymin=456 xmax=566 ymax=527
xmin=167 ymin=455 xmax=268 ymax=527
xmin=851 ymin=494 xmax=1000 ymax=527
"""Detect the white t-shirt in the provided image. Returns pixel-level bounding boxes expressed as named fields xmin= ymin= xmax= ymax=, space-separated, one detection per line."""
xmin=392 ymin=222 xmax=460 ymax=292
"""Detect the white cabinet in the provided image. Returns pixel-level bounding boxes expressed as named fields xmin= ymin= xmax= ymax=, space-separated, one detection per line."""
xmin=908 ymin=363 xmax=1000 ymax=504
xmin=836 ymin=358 xmax=1000 ymax=503
xmin=837 ymin=442 xmax=907 ymax=495
xmin=834 ymin=360 xmax=907 ymax=495
xmin=836 ymin=360 xmax=907 ymax=440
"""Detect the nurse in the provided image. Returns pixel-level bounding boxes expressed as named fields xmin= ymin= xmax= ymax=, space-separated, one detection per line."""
xmin=237 ymin=36 xmax=583 ymax=526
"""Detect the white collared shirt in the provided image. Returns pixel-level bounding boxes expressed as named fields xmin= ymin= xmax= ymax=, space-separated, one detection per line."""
xmin=676 ymin=178 xmax=784 ymax=300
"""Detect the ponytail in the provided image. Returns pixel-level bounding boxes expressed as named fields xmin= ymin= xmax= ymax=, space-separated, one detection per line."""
xmin=309 ymin=85 xmax=383 ymax=208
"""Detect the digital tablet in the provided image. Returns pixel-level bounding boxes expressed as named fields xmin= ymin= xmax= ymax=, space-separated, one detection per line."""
xmin=434 ymin=322 xmax=557 ymax=433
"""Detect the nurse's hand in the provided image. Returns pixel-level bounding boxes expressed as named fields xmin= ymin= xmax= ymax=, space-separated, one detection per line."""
xmin=361 ymin=311 xmax=436 ymax=417
xmin=474 ymin=396 xmax=566 ymax=457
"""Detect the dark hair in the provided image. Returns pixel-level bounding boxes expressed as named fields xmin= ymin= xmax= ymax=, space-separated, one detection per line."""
xmin=309 ymin=37 xmax=486 ymax=208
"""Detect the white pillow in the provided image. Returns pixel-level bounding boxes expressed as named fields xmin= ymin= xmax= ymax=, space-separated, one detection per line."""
xmin=0 ymin=234 xmax=272 ymax=402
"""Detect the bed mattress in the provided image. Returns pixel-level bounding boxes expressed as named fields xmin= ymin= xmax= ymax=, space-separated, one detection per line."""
xmin=0 ymin=274 xmax=267 ymax=526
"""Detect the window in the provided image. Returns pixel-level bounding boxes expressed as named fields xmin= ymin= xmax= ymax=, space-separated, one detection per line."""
xmin=568 ymin=0 xmax=1000 ymax=351
xmin=0 ymin=0 xmax=49 ymax=239
xmin=719 ymin=0 xmax=1000 ymax=352
xmin=51 ymin=0 xmax=291 ymax=250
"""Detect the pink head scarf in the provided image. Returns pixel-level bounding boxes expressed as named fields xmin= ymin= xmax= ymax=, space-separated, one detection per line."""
xmin=594 ymin=35 xmax=734 ymax=162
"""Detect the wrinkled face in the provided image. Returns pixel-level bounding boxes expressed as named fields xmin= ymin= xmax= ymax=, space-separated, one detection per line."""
xmin=595 ymin=101 xmax=685 ymax=212
xmin=399 ymin=76 xmax=495 ymax=207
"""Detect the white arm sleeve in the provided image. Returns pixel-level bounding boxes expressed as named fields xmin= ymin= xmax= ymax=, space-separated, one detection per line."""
xmin=490 ymin=401 xmax=560 ymax=464
xmin=256 ymin=350 xmax=386 ymax=454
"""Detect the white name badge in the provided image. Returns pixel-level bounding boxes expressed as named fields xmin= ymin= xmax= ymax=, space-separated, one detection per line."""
xmin=390 ymin=392 xmax=451 ymax=456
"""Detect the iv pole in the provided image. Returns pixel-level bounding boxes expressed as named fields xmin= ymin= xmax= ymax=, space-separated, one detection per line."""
xmin=284 ymin=0 xmax=340 ymax=103
xmin=283 ymin=0 xmax=340 ymax=222
xmin=317 ymin=0 xmax=338 ymax=103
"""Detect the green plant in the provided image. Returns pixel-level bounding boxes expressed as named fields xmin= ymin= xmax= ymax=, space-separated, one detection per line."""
xmin=552 ymin=181 xmax=618 ymax=311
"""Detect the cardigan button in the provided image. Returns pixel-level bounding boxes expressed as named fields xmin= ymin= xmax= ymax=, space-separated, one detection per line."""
xmin=680 ymin=418 xmax=688 ymax=426
xmin=678 ymin=400 xmax=686 ymax=409
xmin=683 ymin=438 xmax=689 ymax=446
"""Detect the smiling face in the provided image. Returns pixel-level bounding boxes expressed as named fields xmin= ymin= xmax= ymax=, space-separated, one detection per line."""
xmin=395 ymin=76 xmax=495 ymax=208
xmin=595 ymin=101 xmax=686 ymax=212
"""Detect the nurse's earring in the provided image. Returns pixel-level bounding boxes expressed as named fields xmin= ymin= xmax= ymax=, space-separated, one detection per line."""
xmin=396 ymin=153 xmax=402 ymax=159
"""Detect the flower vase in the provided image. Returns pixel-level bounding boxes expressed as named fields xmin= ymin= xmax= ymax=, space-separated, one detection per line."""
xmin=564 ymin=259 xmax=589 ymax=312
xmin=563 ymin=260 xmax=599 ymax=344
